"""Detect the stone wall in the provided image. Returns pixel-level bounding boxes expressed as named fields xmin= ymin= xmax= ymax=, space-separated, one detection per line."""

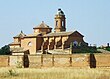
xmin=9 ymin=55 xmax=23 ymax=68
xmin=0 ymin=54 xmax=110 ymax=68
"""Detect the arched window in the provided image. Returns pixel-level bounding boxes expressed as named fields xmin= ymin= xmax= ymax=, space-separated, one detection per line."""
xmin=56 ymin=20 xmax=58 ymax=26
xmin=28 ymin=42 xmax=32 ymax=46
xmin=73 ymin=41 xmax=78 ymax=47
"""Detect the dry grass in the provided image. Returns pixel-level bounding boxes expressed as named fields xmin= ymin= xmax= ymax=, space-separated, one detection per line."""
xmin=0 ymin=67 xmax=110 ymax=79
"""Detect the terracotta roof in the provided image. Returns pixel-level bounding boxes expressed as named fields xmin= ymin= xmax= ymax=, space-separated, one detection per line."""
xmin=12 ymin=42 xmax=20 ymax=44
xmin=10 ymin=47 xmax=24 ymax=53
xmin=24 ymin=33 xmax=42 ymax=38
xmin=44 ymin=32 xmax=73 ymax=37
xmin=33 ymin=21 xmax=52 ymax=29
xmin=14 ymin=31 xmax=26 ymax=38
xmin=44 ymin=31 xmax=84 ymax=37
xmin=9 ymin=42 xmax=20 ymax=45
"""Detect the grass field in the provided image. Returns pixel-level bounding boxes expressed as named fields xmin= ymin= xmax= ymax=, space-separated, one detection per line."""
xmin=0 ymin=67 xmax=110 ymax=79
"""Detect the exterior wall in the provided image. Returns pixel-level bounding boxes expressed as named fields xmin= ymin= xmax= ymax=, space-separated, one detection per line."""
xmin=28 ymin=55 xmax=42 ymax=68
xmin=72 ymin=54 xmax=89 ymax=67
xmin=21 ymin=38 xmax=37 ymax=54
xmin=0 ymin=56 xmax=9 ymax=67
xmin=69 ymin=35 xmax=83 ymax=43
xmin=0 ymin=54 xmax=110 ymax=68
xmin=54 ymin=15 xmax=66 ymax=32
xmin=10 ymin=45 xmax=20 ymax=48
xmin=55 ymin=36 xmax=62 ymax=48
xmin=65 ymin=34 xmax=83 ymax=47
xmin=34 ymin=28 xmax=51 ymax=35
xmin=55 ymin=18 xmax=62 ymax=28
xmin=11 ymin=32 xmax=85 ymax=54
xmin=54 ymin=55 xmax=71 ymax=67
xmin=95 ymin=54 xmax=110 ymax=67
xmin=43 ymin=37 xmax=49 ymax=50
xmin=14 ymin=38 xmax=19 ymax=43
xmin=42 ymin=55 xmax=53 ymax=67
xmin=43 ymin=33 xmax=84 ymax=50
xmin=48 ymin=37 xmax=55 ymax=50
xmin=14 ymin=38 xmax=22 ymax=43
xmin=44 ymin=36 xmax=68 ymax=50
xmin=9 ymin=55 xmax=23 ymax=67
xmin=12 ymin=53 xmax=24 ymax=55
xmin=25 ymin=54 xmax=90 ymax=68
xmin=36 ymin=37 xmax=43 ymax=50
xmin=34 ymin=29 xmax=40 ymax=33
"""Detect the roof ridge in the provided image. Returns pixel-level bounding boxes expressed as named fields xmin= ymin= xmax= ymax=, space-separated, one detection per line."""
xmin=14 ymin=31 xmax=26 ymax=38
xmin=33 ymin=21 xmax=52 ymax=29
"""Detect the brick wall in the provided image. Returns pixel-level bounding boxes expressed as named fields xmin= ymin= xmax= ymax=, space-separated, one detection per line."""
xmin=0 ymin=56 xmax=9 ymax=67
xmin=72 ymin=54 xmax=89 ymax=67
xmin=28 ymin=54 xmax=90 ymax=68
xmin=0 ymin=54 xmax=110 ymax=68
xmin=28 ymin=55 xmax=42 ymax=68
xmin=95 ymin=54 xmax=110 ymax=67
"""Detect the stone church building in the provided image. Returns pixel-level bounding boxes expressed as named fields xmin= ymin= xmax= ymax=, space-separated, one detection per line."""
xmin=9 ymin=9 xmax=88 ymax=55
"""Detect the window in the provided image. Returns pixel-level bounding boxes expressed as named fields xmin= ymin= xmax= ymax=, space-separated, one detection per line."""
xmin=28 ymin=42 xmax=32 ymax=46
xmin=79 ymin=42 xmax=81 ymax=46
xmin=73 ymin=41 xmax=78 ymax=47
xmin=35 ymin=29 xmax=39 ymax=33
xmin=56 ymin=21 xmax=58 ymax=26
xmin=62 ymin=21 xmax=64 ymax=27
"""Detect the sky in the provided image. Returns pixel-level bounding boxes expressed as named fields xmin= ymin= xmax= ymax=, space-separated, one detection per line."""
xmin=0 ymin=0 xmax=110 ymax=47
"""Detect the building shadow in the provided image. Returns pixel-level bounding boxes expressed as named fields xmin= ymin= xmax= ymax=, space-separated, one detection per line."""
xmin=90 ymin=53 xmax=96 ymax=68
xmin=23 ymin=54 xmax=29 ymax=68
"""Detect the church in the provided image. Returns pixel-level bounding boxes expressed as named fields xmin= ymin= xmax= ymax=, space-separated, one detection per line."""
xmin=9 ymin=9 xmax=88 ymax=55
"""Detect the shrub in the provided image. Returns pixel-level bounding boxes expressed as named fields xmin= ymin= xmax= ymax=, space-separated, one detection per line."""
xmin=105 ymin=47 xmax=110 ymax=51
xmin=16 ymin=61 xmax=23 ymax=68
xmin=8 ymin=69 xmax=18 ymax=76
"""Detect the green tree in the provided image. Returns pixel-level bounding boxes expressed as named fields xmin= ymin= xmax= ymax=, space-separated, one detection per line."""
xmin=0 ymin=45 xmax=11 ymax=55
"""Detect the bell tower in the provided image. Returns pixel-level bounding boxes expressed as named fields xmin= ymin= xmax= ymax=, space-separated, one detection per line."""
xmin=54 ymin=8 xmax=66 ymax=32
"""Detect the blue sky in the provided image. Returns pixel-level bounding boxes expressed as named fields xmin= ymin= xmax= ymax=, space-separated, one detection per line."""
xmin=0 ymin=0 xmax=110 ymax=47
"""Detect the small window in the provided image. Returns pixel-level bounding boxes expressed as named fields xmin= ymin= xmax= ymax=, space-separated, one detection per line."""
xmin=62 ymin=21 xmax=64 ymax=27
xmin=35 ymin=29 xmax=39 ymax=33
xmin=56 ymin=21 xmax=58 ymax=26
xmin=73 ymin=41 xmax=78 ymax=47
xmin=28 ymin=42 xmax=32 ymax=46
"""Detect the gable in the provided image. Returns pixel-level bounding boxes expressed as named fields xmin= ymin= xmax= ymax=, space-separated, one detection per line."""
xmin=70 ymin=31 xmax=84 ymax=37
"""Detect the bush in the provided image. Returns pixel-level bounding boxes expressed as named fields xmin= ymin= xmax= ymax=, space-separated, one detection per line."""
xmin=8 ymin=69 xmax=18 ymax=76
xmin=106 ymin=47 xmax=110 ymax=51
xmin=73 ymin=46 xmax=101 ymax=54
xmin=16 ymin=61 xmax=23 ymax=68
